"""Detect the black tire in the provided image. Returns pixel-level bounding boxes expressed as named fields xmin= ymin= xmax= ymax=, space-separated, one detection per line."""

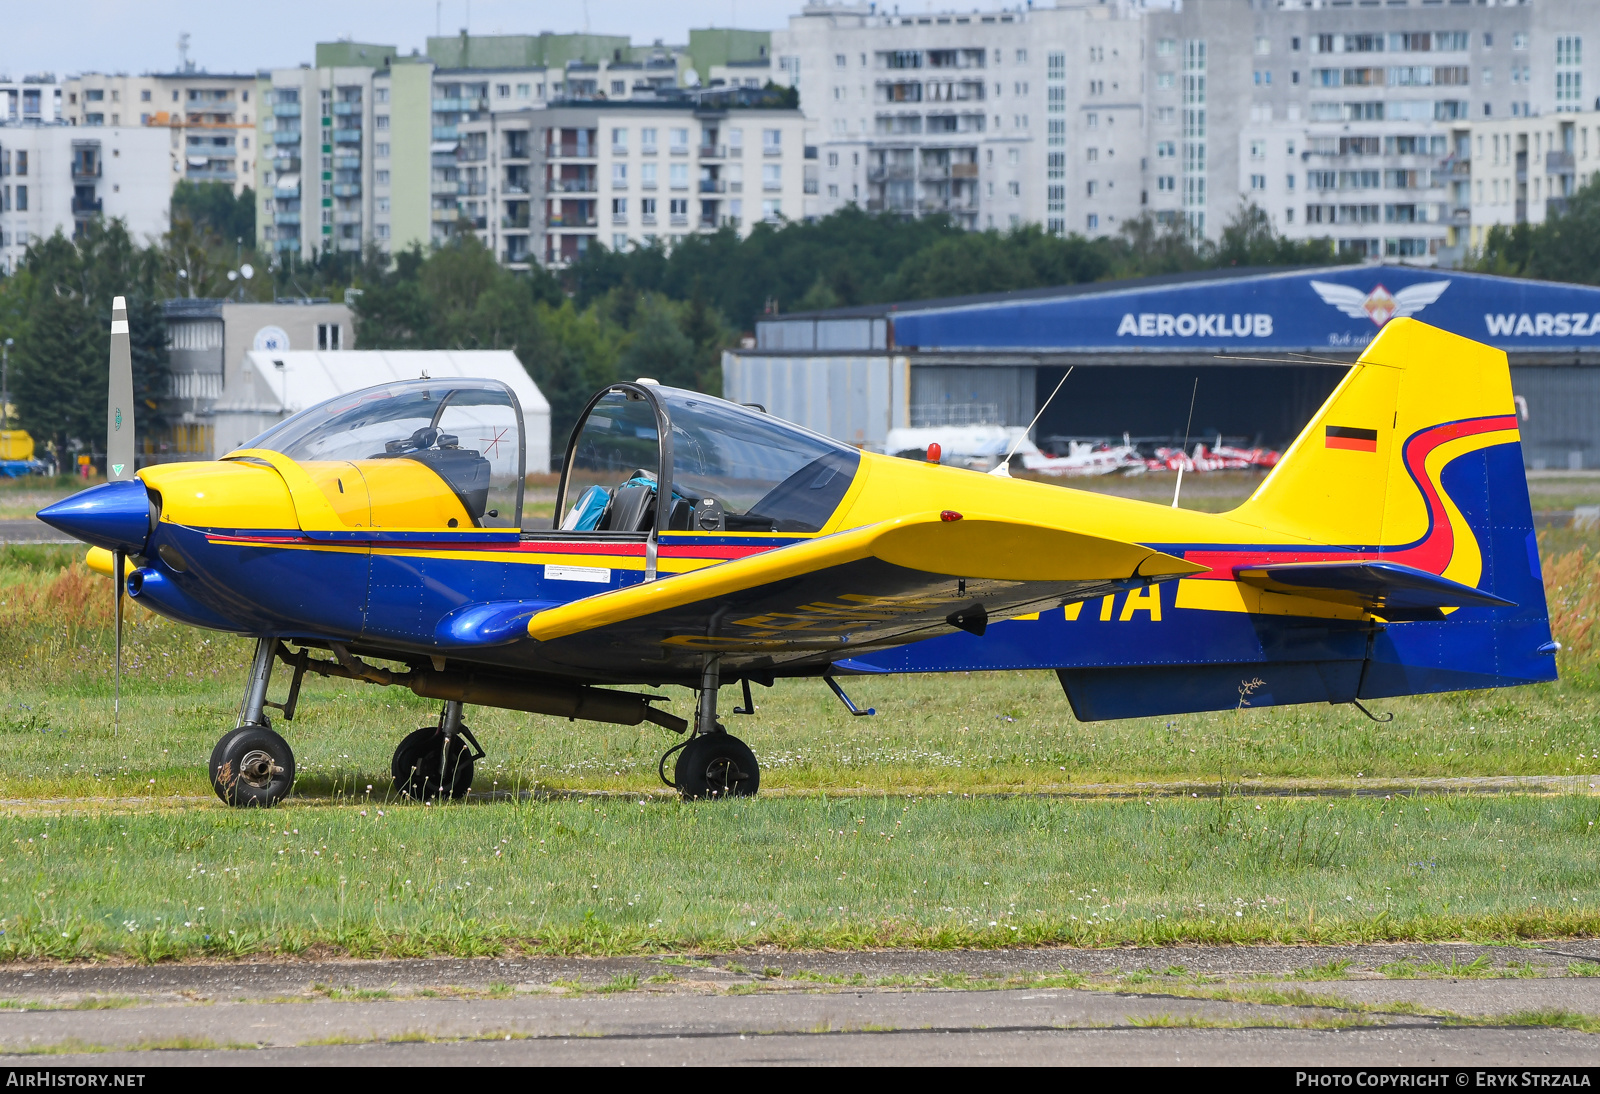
xmin=391 ymin=726 xmax=475 ymax=802
xmin=210 ymin=724 xmax=295 ymax=807
xmin=674 ymin=733 xmax=760 ymax=800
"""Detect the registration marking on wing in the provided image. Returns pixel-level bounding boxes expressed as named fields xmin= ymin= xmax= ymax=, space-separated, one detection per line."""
xmin=545 ymin=564 xmax=612 ymax=583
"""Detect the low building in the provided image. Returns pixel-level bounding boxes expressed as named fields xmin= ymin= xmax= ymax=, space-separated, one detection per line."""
xmin=157 ymin=298 xmax=353 ymax=462
xmin=213 ymin=350 xmax=551 ymax=472
xmin=726 ymin=264 xmax=1600 ymax=471
xmin=0 ymin=124 xmax=171 ymax=273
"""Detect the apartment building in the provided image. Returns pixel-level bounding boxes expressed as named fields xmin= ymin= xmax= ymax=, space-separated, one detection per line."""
xmin=258 ymin=34 xmax=721 ymax=263
xmin=1145 ymin=0 xmax=1595 ymax=264
xmin=0 ymin=124 xmax=170 ymax=272
xmin=0 ymin=76 xmax=65 ymax=126
xmin=457 ymin=99 xmax=808 ymax=268
xmin=62 ymin=71 xmax=258 ymax=199
xmin=1467 ymin=108 xmax=1600 ymax=245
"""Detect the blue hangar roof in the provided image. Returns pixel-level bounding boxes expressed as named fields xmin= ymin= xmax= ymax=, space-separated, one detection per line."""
xmin=815 ymin=266 xmax=1600 ymax=356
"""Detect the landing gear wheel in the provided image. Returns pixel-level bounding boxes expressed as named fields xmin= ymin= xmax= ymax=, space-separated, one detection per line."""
xmin=674 ymin=733 xmax=759 ymax=800
xmin=391 ymin=726 xmax=475 ymax=802
xmin=210 ymin=725 xmax=296 ymax=808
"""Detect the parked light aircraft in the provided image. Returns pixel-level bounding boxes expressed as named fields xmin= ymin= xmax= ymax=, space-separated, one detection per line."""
xmin=39 ymin=304 xmax=1555 ymax=805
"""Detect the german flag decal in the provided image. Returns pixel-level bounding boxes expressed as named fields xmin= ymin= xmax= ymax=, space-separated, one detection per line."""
xmin=1325 ymin=425 xmax=1378 ymax=452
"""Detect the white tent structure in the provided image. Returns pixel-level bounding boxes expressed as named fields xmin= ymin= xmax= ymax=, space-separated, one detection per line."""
xmin=216 ymin=350 xmax=553 ymax=472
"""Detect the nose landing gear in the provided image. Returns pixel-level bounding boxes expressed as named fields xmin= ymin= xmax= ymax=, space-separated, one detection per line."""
xmin=210 ymin=638 xmax=297 ymax=807
xmin=661 ymin=656 xmax=761 ymax=800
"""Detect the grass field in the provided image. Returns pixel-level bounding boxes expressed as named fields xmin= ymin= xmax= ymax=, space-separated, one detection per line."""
xmin=0 ymin=472 xmax=1597 ymax=958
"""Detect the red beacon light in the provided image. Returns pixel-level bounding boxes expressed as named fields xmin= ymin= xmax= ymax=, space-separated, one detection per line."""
xmin=926 ymin=442 xmax=942 ymax=464
xmin=940 ymin=510 xmax=963 ymax=522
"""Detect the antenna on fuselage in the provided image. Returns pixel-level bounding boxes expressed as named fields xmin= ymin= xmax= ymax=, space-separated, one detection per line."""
xmin=1172 ymin=377 xmax=1199 ymax=509
xmin=989 ymin=366 xmax=1072 ymax=478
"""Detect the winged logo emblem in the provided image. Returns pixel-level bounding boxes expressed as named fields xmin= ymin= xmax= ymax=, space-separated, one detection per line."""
xmin=1310 ymin=280 xmax=1451 ymax=326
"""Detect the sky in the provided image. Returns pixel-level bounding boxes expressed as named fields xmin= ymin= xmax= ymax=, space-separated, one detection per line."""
xmin=3 ymin=0 xmax=830 ymax=79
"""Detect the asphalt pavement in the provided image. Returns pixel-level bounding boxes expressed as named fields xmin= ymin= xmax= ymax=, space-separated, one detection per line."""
xmin=0 ymin=944 xmax=1596 ymax=1066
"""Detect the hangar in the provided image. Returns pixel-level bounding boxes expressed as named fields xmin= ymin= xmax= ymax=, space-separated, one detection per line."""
xmin=721 ymin=266 xmax=1600 ymax=471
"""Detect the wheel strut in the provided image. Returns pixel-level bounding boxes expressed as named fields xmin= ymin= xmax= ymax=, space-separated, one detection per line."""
xmin=696 ymin=654 xmax=723 ymax=735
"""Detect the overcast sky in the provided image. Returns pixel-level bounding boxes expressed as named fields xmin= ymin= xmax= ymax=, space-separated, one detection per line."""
xmin=3 ymin=0 xmax=842 ymax=79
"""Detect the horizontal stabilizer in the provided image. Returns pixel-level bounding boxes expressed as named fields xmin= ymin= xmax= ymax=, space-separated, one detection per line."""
xmin=1233 ymin=560 xmax=1515 ymax=613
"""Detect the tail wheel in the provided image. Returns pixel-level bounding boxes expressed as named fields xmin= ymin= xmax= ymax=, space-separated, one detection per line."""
xmin=210 ymin=725 xmax=296 ymax=808
xmin=391 ymin=726 xmax=475 ymax=802
xmin=674 ymin=733 xmax=760 ymax=800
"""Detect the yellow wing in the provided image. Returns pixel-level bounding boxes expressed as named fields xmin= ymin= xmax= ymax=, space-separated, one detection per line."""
xmin=525 ymin=511 xmax=1204 ymax=678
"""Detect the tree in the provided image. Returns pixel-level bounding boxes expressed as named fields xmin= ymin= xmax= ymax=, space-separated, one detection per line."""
xmin=171 ymin=181 xmax=255 ymax=245
xmin=1474 ymin=176 xmax=1600 ymax=285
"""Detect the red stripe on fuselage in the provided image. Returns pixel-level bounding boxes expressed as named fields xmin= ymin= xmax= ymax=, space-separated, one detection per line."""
xmin=1325 ymin=436 xmax=1377 ymax=452
xmin=1184 ymin=414 xmax=1517 ymax=579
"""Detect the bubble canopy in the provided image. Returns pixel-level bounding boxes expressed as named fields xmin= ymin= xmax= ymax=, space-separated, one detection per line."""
xmin=557 ymin=384 xmax=860 ymax=535
xmin=242 ymin=378 xmax=527 ymax=530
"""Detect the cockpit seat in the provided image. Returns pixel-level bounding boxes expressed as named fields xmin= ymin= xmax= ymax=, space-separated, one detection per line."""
xmin=601 ymin=482 xmax=656 ymax=532
xmin=371 ymin=429 xmax=493 ymax=523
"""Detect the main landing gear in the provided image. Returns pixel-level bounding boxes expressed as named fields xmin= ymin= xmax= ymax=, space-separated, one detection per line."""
xmin=662 ymin=657 xmax=761 ymax=801
xmin=210 ymin=639 xmax=487 ymax=808
xmin=392 ymin=700 xmax=484 ymax=803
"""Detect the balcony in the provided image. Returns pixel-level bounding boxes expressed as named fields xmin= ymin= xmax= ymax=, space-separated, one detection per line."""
xmin=273 ymin=157 xmax=302 ymax=173
xmin=460 ymin=181 xmax=487 ymax=196
xmin=698 ymin=144 xmax=725 ymax=159
xmin=763 ymin=145 xmax=782 ymax=157
xmin=549 ymin=178 xmax=597 ymax=193
xmin=804 ymin=179 xmax=818 ymax=194
xmin=868 ymin=166 xmax=914 ymax=183
xmin=501 ymin=214 xmax=530 ymax=230
xmin=186 ymin=168 xmax=238 ymax=183
xmin=71 ymin=196 xmax=103 ymax=216
xmin=549 ymin=143 xmax=596 ymax=159
xmin=1548 ymin=197 xmax=1572 ymax=218
xmin=698 ymin=179 xmax=726 ymax=193
xmin=640 ymin=213 xmax=657 ymax=226
xmin=430 ymin=207 xmax=461 ymax=222
xmin=612 ymin=213 xmax=629 ymax=226
xmin=670 ymin=213 xmax=689 ymax=226
xmin=641 ymin=179 xmax=657 ymax=191
xmin=431 ymin=97 xmax=487 ymax=114
xmin=432 ymin=126 xmax=458 ymax=141
xmin=332 ymin=101 xmax=363 ymax=115
xmin=1547 ymin=151 xmax=1576 ymax=174
xmin=275 ymin=212 xmax=302 ymax=226
xmin=272 ymin=103 xmax=302 ymax=117
xmin=763 ymin=181 xmax=782 ymax=193
xmin=469 ymin=215 xmax=487 ymax=230
xmin=1515 ymin=199 xmax=1528 ymax=223
xmin=332 ymin=182 xmax=361 ymax=197
xmin=71 ymin=163 xmax=102 ymax=180
xmin=669 ymin=144 xmax=690 ymax=156
xmin=610 ymin=144 xmax=628 ymax=157
xmin=334 ymin=210 xmax=362 ymax=225
xmin=548 ymin=215 xmax=598 ymax=229
xmin=333 ymin=128 xmax=362 ymax=144
xmin=641 ymin=144 xmax=658 ymax=156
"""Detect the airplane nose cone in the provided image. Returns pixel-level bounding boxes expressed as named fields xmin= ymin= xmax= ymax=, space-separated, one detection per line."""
xmin=37 ymin=479 xmax=153 ymax=554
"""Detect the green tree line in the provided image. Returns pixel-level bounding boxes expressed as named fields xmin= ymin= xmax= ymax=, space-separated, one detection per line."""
xmin=1471 ymin=175 xmax=1600 ymax=284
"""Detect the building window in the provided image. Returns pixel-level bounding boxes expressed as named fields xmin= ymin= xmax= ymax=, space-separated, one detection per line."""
xmin=497 ymin=84 xmax=510 ymax=97
xmin=1255 ymin=37 xmax=1271 ymax=56
xmin=1156 ymin=73 xmax=1174 ymax=90
xmin=827 ymin=183 xmax=838 ymax=198
xmin=835 ymin=54 xmax=847 ymax=68
xmin=762 ymin=199 xmax=781 ymax=221
xmin=15 ymin=185 xmax=25 ymax=211
xmin=375 ymin=143 xmax=389 ymax=158
xmin=670 ymin=163 xmax=688 ymax=189
xmin=763 ymin=128 xmax=782 ymax=154
xmin=516 ymin=83 xmax=530 ymax=98
xmin=763 ymin=164 xmax=782 ymax=191
xmin=376 ymin=170 xmax=390 ymax=184
xmin=612 ymin=197 xmax=627 ymax=220
xmin=1086 ymin=213 xmax=1098 ymax=229
xmin=375 ymin=88 xmax=389 ymax=104
xmin=1250 ymin=174 xmax=1267 ymax=191
xmin=826 ymin=151 xmax=838 ymax=167
xmin=375 ymin=223 xmax=390 ymax=239
xmin=1087 ymin=148 xmax=1099 ymax=162
xmin=1086 ymin=180 xmax=1098 ymax=196
xmin=1008 ymin=180 xmax=1020 ymax=196
xmin=317 ymin=324 xmax=342 ymax=351
xmin=375 ymin=115 xmax=389 ymax=129
xmin=612 ymin=163 xmax=627 ymax=187
xmin=613 ymin=127 xmax=628 ymax=151
xmin=1250 ymin=140 xmax=1266 ymax=160
xmin=1157 ymin=39 xmax=1175 ymax=57
xmin=611 ymin=80 xmax=626 ymax=96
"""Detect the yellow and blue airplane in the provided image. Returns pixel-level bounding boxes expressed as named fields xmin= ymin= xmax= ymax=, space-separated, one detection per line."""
xmin=39 ymin=308 xmax=1554 ymax=806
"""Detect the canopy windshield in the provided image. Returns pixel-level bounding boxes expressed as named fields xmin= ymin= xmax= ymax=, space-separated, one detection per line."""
xmin=557 ymin=385 xmax=859 ymax=535
xmin=243 ymin=378 xmax=526 ymax=529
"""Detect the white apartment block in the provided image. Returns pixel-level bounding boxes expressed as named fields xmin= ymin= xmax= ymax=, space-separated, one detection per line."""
xmin=0 ymin=76 xmax=65 ymax=125
xmin=1467 ymin=108 xmax=1600 ymax=244
xmin=1146 ymin=0 xmax=1596 ymax=265
xmin=62 ymin=72 xmax=259 ymax=199
xmin=783 ymin=0 xmax=1596 ymax=268
xmin=0 ymin=124 xmax=171 ymax=272
xmin=776 ymin=2 xmax=1148 ymax=237
xmin=457 ymin=102 xmax=809 ymax=268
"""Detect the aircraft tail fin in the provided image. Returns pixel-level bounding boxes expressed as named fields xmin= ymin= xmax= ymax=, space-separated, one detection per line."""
xmin=1226 ymin=317 xmax=1555 ymax=695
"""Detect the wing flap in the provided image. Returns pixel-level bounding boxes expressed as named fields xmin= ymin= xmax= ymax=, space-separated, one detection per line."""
xmin=1234 ymin=560 xmax=1515 ymax=612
